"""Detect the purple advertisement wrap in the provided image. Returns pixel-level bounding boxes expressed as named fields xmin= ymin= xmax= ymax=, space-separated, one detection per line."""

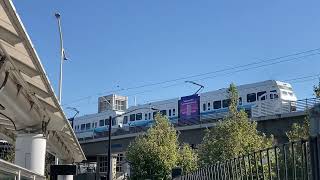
xmin=178 ymin=94 xmax=200 ymax=122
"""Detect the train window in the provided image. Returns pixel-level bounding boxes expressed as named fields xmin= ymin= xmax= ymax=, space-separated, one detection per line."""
xmin=92 ymin=123 xmax=94 ymax=128
xmin=222 ymin=99 xmax=231 ymax=108
xmin=145 ymin=113 xmax=148 ymax=120
xmin=130 ymin=114 xmax=136 ymax=121
xmin=173 ymin=109 xmax=176 ymax=116
xmin=203 ymin=103 xmax=206 ymax=111
xmin=99 ymin=120 xmax=104 ymax=127
xmin=160 ymin=110 xmax=167 ymax=116
xmin=136 ymin=113 xmax=142 ymax=120
xmin=112 ymin=118 xmax=116 ymax=126
xmin=81 ymin=124 xmax=85 ymax=130
xmin=208 ymin=103 xmax=211 ymax=110
xmin=257 ymin=91 xmax=266 ymax=101
xmin=86 ymin=123 xmax=91 ymax=130
xmin=274 ymin=94 xmax=279 ymax=99
xmin=105 ymin=119 xmax=110 ymax=126
xmin=148 ymin=113 xmax=151 ymax=119
xmin=239 ymin=97 xmax=242 ymax=105
xmin=169 ymin=109 xmax=172 ymax=116
xmin=213 ymin=101 xmax=221 ymax=109
xmin=95 ymin=122 xmax=97 ymax=128
xmin=247 ymin=93 xmax=256 ymax=102
xmin=123 ymin=116 xmax=128 ymax=124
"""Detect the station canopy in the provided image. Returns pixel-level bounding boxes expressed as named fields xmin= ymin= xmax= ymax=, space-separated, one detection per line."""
xmin=0 ymin=0 xmax=85 ymax=162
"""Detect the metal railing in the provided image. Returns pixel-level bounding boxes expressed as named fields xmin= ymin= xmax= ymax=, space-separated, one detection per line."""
xmin=0 ymin=159 xmax=46 ymax=180
xmin=175 ymin=136 xmax=320 ymax=180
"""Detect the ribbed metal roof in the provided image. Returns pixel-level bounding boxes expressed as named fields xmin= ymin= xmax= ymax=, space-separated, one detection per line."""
xmin=0 ymin=0 xmax=85 ymax=162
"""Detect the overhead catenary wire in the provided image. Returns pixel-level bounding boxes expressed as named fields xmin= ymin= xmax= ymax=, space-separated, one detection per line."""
xmin=71 ymin=72 xmax=320 ymax=119
xmin=62 ymin=48 xmax=320 ymax=107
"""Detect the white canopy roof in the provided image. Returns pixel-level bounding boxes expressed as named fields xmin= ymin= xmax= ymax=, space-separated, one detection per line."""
xmin=0 ymin=0 xmax=86 ymax=162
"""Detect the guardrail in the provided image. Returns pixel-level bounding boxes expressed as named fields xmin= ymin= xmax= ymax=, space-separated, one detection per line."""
xmin=175 ymin=136 xmax=320 ymax=180
xmin=0 ymin=159 xmax=46 ymax=180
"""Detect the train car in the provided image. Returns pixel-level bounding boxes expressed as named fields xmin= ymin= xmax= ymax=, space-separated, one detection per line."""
xmin=73 ymin=80 xmax=297 ymax=139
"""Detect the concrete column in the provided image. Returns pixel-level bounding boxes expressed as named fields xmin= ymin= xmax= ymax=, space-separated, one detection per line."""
xmin=14 ymin=133 xmax=47 ymax=175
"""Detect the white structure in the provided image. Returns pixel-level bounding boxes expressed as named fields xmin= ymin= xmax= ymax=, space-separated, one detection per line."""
xmin=74 ymin=80 xmax=297 ymax=139
xmin=98 ymin=94 xmax=128 ymax=113
xmin=0 ymin=0 xmax=86 ymax=179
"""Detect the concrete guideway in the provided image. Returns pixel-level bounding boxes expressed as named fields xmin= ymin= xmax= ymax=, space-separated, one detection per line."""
xmin=0 ymin=0 xmax=86 ymax=177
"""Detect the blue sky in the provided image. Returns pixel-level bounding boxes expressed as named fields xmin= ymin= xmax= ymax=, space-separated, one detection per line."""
xmin=14 ymin=0 xmax=320 ymax=116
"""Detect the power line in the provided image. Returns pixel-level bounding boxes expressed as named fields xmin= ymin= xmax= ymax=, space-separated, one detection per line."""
xmin=71 ymin=73 xmax=320 ymax=116
xmin=63 ymin=48 xmax=320 ymax=107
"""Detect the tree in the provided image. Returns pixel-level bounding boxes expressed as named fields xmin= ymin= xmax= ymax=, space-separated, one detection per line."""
xmin=286 ymin=114 xmax=310 ymax=141
xmin=178 ymin=144 xmax=198 ymax=174
xmin=126 ymin=114 xmax=197 ymax=179
xmin=198 ymin=83 xmax=274 ymax=166
xmin=286 ymin=80 xmax=319 ymax=141
xmin=314 ymin=79 xmax=320 ymax=98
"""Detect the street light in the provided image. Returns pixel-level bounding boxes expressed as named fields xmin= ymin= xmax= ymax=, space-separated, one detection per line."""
xmin=55 ymin=12 xmax=68 ymax=104
xmin=106 ymin=107 xmax=159 ymax=180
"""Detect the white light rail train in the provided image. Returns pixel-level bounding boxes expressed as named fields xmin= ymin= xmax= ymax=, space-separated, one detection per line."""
xmin=73 ymin=80 xmax=297 ymax=139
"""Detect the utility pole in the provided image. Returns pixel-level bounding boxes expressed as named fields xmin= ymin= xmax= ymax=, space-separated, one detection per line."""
xmin=107 ymin=116 xmax=112 ymax=180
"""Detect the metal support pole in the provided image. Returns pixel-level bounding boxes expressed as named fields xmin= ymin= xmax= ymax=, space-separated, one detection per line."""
xmin=107 ymin=116 xmax=112 ymax=180
xmin=55 ymin=13 xmax=65 ymax=104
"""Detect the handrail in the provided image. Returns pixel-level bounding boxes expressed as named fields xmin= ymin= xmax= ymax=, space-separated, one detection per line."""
xmin=0 ymin=159 xmax=46 ymax=180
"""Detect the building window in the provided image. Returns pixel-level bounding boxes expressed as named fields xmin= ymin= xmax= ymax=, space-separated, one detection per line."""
xmin=208 ymin=102 xmax=211 ymax=110
xmin=81 ymin=124 xmax=85 ymax=130
xmin=123 ymin=116 xmax=128 ymax=124
xmin=247 ymin=93 xmax=256 ymax=102
xmin=86 ymin=123 xmax=91 ymax=130
xmin=203 ymin=103 xmax=206 ymax=111
xmin=222 ymin=99 xmax=231 ymax=108
xmin=130 ymin=114 xmax=136 ymax=121
xmin=169 ymin=109 xmax=172 ymax=116
xmin=115 ymin=100 xmax=126 ymax=111
xmin=213 ymin=101 xmax=221 ymax=109
xmin=173 ymin=109 xmax=176 ymax=116
xmin=136 ymin=113 xmax=142 ymax=120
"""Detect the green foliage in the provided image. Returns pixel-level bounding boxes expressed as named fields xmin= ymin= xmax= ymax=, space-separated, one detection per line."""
xmin=3 ymin=146 xmax=15 ymax=163
xmin=314 ymin=79 xmax=320 ymax=98
xmin=126 ymin=114 xmax=197 ymax=179
xmin=286 ymin=114 xmax=310 ymax=141
xmin=178 ymin=144 xmax=198 ymax=174
xmin=198 ymin=83 xmax=274 ymax=166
